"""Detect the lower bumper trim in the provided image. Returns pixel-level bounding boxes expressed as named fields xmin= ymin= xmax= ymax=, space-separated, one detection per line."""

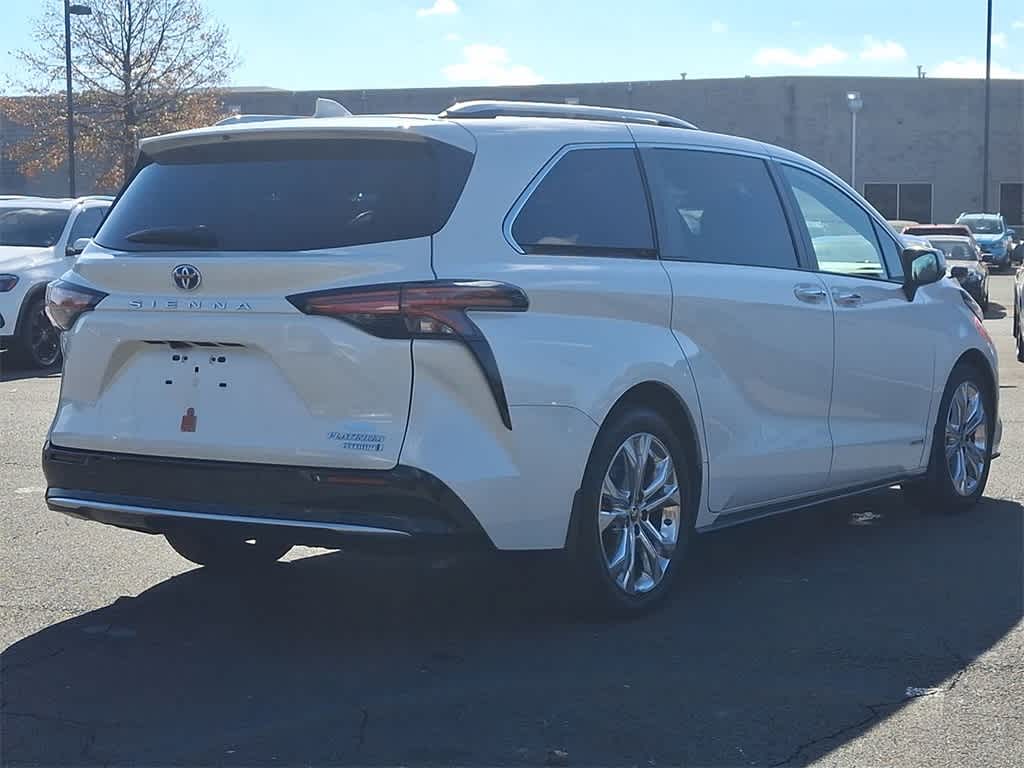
xmin=47 ymin=495 xmax=411 ymax=538
xmin=42 ymin=443 xmax=494 ymax=551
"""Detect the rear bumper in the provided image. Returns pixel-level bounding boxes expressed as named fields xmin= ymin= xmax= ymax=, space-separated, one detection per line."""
xmin=43 ymin=443 xmax=494 ymax=552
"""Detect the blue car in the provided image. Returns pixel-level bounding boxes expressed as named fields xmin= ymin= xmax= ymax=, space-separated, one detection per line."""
xmin=956 ymin=212 xmax=1014 ymax=270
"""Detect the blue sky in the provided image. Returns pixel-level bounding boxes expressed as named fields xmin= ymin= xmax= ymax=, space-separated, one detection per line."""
xmin=2 ymin=0 xmax=1022 ymax=90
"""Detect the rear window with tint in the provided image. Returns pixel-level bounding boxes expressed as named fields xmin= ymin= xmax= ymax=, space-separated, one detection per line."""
xmin=511 ymin=148 xmax=655 ymax=257
xmin=96 ymin=138 xmax=473 ymax=252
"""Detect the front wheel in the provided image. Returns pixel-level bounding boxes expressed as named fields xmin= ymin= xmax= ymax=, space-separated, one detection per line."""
xmin=165 ymin=531 xmax=291 ymax=570
xmin=569 ymin=406 xmax=696 ymax=616
xmin=903 ymin=364 xmax=993 ymax=512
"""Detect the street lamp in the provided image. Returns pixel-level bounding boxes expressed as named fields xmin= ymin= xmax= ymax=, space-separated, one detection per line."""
xmin=846 ymin=91 xmax=863 ymax=191
xmin=64 ymin=0 xmax=91 ymax=198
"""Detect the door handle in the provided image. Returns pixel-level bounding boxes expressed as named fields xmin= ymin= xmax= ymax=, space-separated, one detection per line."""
xmin=793 ymin=284 xmax=828 ymax=303
xmin=833 ymin=290 xmax=863 ymax=307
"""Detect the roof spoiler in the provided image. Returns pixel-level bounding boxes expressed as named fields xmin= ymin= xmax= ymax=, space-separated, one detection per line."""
xmin=214 ymin=97 xmax=352 ymax=126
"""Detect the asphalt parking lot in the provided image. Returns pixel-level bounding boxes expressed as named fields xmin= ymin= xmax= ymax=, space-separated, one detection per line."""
xmin=2 ymin=275 xmax=1022 ymax=767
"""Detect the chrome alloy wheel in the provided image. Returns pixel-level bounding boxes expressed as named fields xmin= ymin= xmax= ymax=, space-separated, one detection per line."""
xmin=599 ymin=433 xmax=681 ymax=595
xmin=945 ymin=381 xmax=988 ymax=497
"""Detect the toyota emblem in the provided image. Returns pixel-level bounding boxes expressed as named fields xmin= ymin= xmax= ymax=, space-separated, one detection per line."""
xmin=172 ymin=264 xmax=202 ymax=291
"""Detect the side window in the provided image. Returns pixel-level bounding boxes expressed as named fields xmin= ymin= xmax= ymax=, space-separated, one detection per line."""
xmin=873 ymin=220 xmax=904 ymax=279
xmin=68 ymin=207 xmax=106 ymax=244
xmin=640 ymin=148 xmax=799 ymax=269
xmin=511 ymin=148 xmax=654 ymax=256
xmin=783 ymin=166 xmax=889 ymax=280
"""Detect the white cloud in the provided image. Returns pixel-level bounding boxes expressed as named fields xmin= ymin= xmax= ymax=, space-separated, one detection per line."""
xmin=753 ymin=44 xmax=848 ymax=69
xmin=860 ymin=36 xmax=907 ymax=62
xmin=445 ymin=32 xmax=461 ymax=41
xmin=443 ymin=44 xmax=543 ymax=85
xmin=710 ymin=20 xmax=728 ymax=34
xmin=1013 ymin=20 xmax=1024 ymax=29
xmin=992 ymin=32 xmax=1007 ymax=49
xmin=417 ymin=0 xmax=458 ymax=17
xmin=790 ymin=20 xmax=804 ymax=28
xmin=932 ymin=57 xmax=1024 ymax=78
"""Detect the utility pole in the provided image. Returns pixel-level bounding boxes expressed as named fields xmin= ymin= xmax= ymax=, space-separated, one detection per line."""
xmin=982 ymin=0 xmax=993 ymax=211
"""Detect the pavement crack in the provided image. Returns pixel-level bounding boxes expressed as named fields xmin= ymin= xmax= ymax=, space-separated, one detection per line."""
xmin=771 ymin=700 xmax=901 ymax=767
xmin=0 ymin=646 xmax=66 ymax=675
xmin=357 ymin=707 xmax=369 ymax=750
xmin=774 ymin=645 xmax=987 ymax=765
xmin=2 ymin=710 xmax=126 ymax=731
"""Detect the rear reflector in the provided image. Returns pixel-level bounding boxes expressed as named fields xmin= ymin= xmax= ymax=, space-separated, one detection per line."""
xmin=288 ymin=280 xmax=528 ymax=429
xmin=45 ymin=279 xmax=108 ymax=331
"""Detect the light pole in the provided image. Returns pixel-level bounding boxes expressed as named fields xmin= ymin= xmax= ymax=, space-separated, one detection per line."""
xmin=64 ymin=0 xmax=92 ymax=198
xmin=846 ymin=91 xmax=863 ymax=191
xmin=982 ymin=0 xmax=993 ymax=211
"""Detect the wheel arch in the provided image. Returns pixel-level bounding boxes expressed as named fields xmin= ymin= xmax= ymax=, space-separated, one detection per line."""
xmin=566 ymin=378 xmax=705 ymax=552
xmin=953 ymin=348 xmax=996 ymax=404
xmin=14 ymin=281 xmax=49 ymax=336
xmin=602 ymin=380 xmax=704 ymax=511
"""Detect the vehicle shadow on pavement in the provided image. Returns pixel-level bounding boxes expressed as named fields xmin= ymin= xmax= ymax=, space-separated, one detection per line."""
xmin=0 ymin=364 xmax=60 ymax=383
xmin=2 ymin=491 xmax=1021 ymax=766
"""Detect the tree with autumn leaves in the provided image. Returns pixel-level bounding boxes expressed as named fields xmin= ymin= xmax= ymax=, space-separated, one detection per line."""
xmin=2 ymin=0 xmax=237 ymax=193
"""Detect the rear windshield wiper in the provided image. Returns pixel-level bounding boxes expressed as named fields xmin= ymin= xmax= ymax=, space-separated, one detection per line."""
xmin=124 ymin=225 xmax=218 ymax=248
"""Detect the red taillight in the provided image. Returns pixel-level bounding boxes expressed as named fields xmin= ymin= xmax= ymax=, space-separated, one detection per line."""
xmin=45 ymin=279 xmax=108 ymax=331
xmin=288 ymin=280 xmax=529 ymax=429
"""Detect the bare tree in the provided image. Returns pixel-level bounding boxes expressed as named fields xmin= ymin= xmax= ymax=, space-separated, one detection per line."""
xmin=2 ymin=0 xmax=237 ymax=191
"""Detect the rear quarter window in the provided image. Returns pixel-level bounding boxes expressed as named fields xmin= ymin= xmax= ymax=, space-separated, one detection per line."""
xmin=96 ymin=138 xmax=473 ymax=252
xmin=511 ymin=147 xmax=655 ymax=257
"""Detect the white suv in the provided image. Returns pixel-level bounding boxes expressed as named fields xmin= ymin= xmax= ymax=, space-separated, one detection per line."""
xmin=42 ymin=101 xmax=1000 ymax=614
xmin=0 ymin=196 xmax=111 ymax=368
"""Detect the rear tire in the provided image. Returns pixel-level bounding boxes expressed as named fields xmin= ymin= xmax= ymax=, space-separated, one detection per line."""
xmin=568 ymin=406 xmax=696 ymax=617
xmin=14 ymin=294 xmax=62 ymax=370
xmin=165 ymin=531 xmax=291 ymax=570
xmin=902 ymin=363 xmax=993 ymax=513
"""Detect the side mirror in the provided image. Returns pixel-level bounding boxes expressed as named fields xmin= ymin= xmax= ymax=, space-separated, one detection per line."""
xmin=66 ymin=237 xmax=91 ymax=257
xmin=900 ymin=246 xmax=945 ymax=300
xmin=1008 ymin=228 xmax=1017 ymax=240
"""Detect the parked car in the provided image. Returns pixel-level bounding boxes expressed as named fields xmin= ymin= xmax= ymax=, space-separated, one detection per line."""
xmin=887 ymin=220 xmax=919 ymax=234
xmin=1014 ymin=268 xmax=1024 ymax=362
xmin=956 ymin=213 xmax=1014 ymax=271
xmin=929 ymin=236 xmax=989 ymax=309
xmin=900 ymin=233 xmax=933 ymax=249
xmin=41 ymin=101 xmax=1000 ymax=615
xmin=902 ymin=223 xmax=975 ymax=239
xmin=1009 ymin=227 xmax=1023 ymax=265
xmin=0 ymin=196 xmax=111 ymax=369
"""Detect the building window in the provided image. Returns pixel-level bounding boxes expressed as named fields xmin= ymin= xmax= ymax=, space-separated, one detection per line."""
xmin=863 ymin=183 xmax=932 ymax=224
xmin=1001 ymin=183 xmax=1023 ymax=227
xmin=864 ymin=184 xmax=898 ymax=220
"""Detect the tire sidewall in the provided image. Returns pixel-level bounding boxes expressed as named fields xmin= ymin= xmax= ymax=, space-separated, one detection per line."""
xmin=926 ymin=364 xmax=993 ymax=510
xmin=18 ymin=294 xmax=62 ymax=370
xmin=571 ymin=407 xmax=696 ymax=614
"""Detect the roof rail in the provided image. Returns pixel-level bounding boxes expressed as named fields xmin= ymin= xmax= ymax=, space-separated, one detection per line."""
xmin=439 ymin=100 xmax=697 ymax=130
xmin=214 ymin=97 xmax=352 ymax=126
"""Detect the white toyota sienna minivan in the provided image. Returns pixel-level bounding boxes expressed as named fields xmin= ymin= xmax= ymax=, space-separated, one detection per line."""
xmin=43 ymin=101 xmax=1000 ymax=614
